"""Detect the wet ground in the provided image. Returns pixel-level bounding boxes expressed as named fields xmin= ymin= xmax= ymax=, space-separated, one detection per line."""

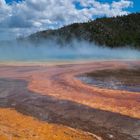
xmin=0 ymin=78 xmax=139 ymax=140
xmin=79 ymin=68 xmax=140 ymax=92
xmin=0 ymin=61 xmax=140 ymax=140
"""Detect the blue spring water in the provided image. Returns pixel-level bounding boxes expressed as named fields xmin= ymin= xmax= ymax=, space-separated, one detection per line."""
xmin=0 ymin=41 xmax=140 ymax=62
xmin=78 ymin=76 xmax=140 ymax=92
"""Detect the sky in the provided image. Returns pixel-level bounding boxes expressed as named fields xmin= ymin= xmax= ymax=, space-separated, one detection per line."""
xmin=0 ymin=0 xmax=139 ymax=40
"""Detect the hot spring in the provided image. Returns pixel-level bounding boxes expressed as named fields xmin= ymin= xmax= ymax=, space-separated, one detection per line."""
xmin=78 ymin=68 xmax=140 ymax=92
xmin=0 ymin=40 xmax=140 ymax=63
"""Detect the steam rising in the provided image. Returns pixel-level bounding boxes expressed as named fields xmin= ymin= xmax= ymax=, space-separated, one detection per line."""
xmin=0 ymin=40 xmax=140 ymax=62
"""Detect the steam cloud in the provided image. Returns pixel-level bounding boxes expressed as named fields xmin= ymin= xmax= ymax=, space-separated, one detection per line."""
xmin=0 ymin=39 xmax=140 ymax=62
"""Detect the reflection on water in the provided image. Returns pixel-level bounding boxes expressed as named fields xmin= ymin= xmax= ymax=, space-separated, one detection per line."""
xmin=79 ymin=69 xmax=140 ymax=92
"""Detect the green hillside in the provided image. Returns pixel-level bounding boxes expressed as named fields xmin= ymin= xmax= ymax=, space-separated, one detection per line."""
xmin=29 ymin=13 xmax=140 ymax=49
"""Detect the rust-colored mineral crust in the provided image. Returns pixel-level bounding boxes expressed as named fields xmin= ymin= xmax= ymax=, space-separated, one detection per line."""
xmin=0 ymin=60 xmax=139 ymax=140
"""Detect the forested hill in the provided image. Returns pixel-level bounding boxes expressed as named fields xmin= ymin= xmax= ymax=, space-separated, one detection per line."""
xmin=29 ymin=13 xmax=140 ymax=49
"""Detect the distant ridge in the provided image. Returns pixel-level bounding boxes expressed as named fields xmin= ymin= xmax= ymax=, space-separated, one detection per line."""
xmin=29 ymin=13 xmax=140 ymax=49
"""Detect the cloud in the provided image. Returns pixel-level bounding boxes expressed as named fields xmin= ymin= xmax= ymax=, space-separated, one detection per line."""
xmin=0 ymin=0 xmax=133 ymax=38
xmin=0 ymin=0 xmax=6 ymax=6
xmin=112 ymin=0 xmax=133 ymax=9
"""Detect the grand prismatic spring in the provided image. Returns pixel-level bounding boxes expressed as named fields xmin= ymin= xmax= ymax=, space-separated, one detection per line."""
xmin=0 ymin=1 xmax=140 ymax=139
xmin=0 ymin=43 xmax=140 ymax=140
